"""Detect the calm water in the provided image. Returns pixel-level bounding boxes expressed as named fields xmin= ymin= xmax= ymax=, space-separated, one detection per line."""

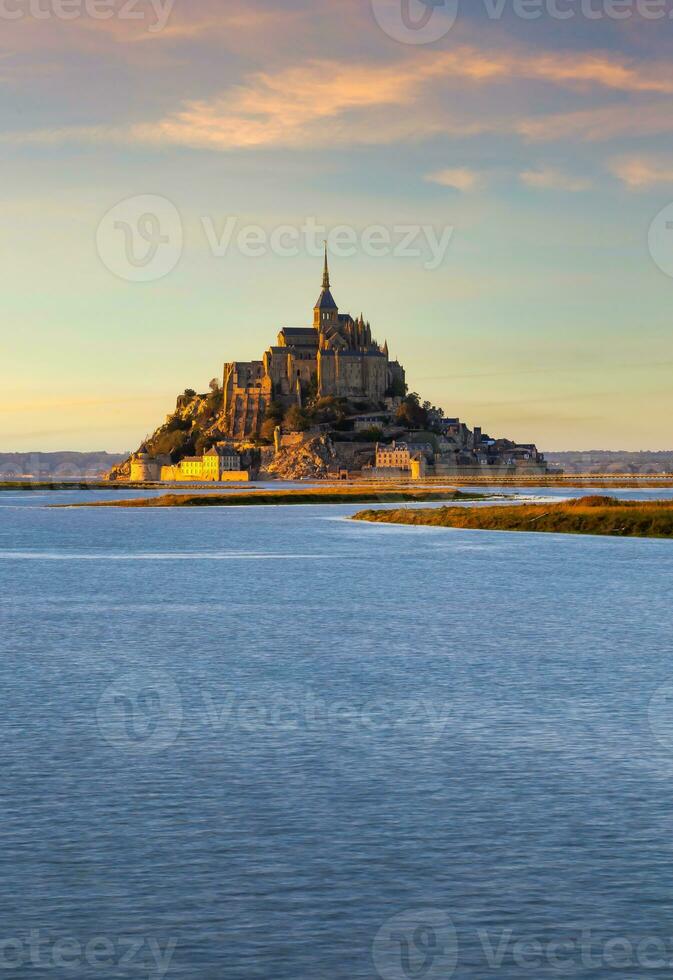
xmin=2 ymin=488 xmax=673 ymax=979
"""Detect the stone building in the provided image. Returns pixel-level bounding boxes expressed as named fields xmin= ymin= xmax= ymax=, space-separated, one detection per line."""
xmin=159 ymin=445 xmax=249 ymax=483
xmin=223 ymin=250 xmax=406 ymax=438
xmin=129 ymin=450 xmax=170 ymax=482
xmin=376 ymin=442 xmax=414 ymax=471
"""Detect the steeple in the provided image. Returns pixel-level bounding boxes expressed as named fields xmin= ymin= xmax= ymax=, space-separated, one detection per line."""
xmin=314 ymin=244 xmax=338 ymax=329
xmin=322 ymin=241 xmax=330 ymax=290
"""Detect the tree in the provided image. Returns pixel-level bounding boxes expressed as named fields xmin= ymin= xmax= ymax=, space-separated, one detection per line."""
xmin=355 ymin=427 xmax=383 ymax=442
xmin=184 ymin=388 xmax=197 ymax=398
xmin=396 ymin=393 xmax=428 ymax=429
xmin=265 ymin=401 xmax=285 ymax=425
xmin=387 ymin=376 xmax=407 ymax=398
xmin=284 ymin=405 xmax=311 ymax=432
xmin=260 ymin=418 xmax=280 ymax=443
xmin=209 ymin=378 xmax=221 ymax=393
xmin=311 ymin=396 xmax=347 ymax=425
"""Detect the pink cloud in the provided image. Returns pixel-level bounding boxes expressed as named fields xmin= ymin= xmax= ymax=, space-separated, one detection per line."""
xmin=610 ymin=156 xmax=673 ymax=188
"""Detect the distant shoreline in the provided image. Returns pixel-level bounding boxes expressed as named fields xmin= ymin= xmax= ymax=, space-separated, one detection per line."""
xmin=7 ymin=473 xmax=673 ymax=492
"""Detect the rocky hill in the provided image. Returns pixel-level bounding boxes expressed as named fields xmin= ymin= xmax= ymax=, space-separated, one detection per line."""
xmin=108 ymin=387 xmax=229 ymax=481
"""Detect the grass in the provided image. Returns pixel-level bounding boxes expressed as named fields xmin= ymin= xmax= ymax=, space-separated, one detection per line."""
xmin=58 ymin=487 xmax=490 ymax=509
xmin=353 ymin=496 xmax=673 ymax=539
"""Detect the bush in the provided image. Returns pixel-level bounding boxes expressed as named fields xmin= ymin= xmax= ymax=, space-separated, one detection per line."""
xmin=260 ymin=418 xmax=280 ymax=443
xmin=310 ymin=397 xmax=348 ymax=424
xmin=151 ymin=429 xmax=190 ymax=458
xmin=396 ymin=393 xmax=428 ymax=429
xmin=355 ymin=427 xmax=383 ymax=442
xmin=284 ymin=406 xmax=311 ymax=432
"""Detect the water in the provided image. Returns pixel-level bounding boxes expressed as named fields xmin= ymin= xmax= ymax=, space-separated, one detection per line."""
xmin=2 ymin=488 xmax=673 ymax=979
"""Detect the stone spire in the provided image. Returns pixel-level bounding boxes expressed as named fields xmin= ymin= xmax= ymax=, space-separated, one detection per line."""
xmin=322 ymin=241 xmax=330 ymax=290
xmin=314 ymin=244 xmax=338 ymax=328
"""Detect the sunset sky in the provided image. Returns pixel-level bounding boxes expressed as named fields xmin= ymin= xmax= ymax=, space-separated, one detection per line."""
xmin=2 ymin=0 xmax=673 ymax=451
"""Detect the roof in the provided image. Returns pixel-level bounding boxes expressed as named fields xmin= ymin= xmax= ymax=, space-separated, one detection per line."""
xmin=279 ymin=328 xmax=318 ymax=348
xmin=281 ymin=327 xmax=315 ymax=336
xmin=206 ymin=446 xmax=239 ymax=457
xmin=314 ymin=288 xmax=337 ymax=310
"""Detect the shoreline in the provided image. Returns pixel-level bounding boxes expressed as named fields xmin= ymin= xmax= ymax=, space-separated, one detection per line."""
xmin=5 ymin=472 xmax=673 ymax=492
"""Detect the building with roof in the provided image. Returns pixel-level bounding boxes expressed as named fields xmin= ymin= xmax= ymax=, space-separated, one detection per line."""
xmin=223 ymin=249 xmax=406 ymax=438
xmin=158 ymin=445 xmax=249 ymax=482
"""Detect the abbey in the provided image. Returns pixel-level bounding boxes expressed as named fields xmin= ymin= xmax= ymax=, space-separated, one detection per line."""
xmin=223 ymin=251 xmax=406 ymax=439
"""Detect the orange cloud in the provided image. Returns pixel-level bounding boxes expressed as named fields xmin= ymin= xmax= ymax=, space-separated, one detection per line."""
xmin=425 ymin=168 xmax=483 ymax=192
xmin=518 ymin=102 xmax=673 ymax=143
xmin=4 ymin=44 xmax=672 ymax=151
xmin=131 ymin=47 xmax=673 ymax=151
xmin=135 ymin=59 xmax=419 ymax=149
xmin=610 ymin=156 xmax=673 ymax=189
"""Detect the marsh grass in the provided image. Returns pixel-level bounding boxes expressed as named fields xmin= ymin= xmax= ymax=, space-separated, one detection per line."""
xmin=62 ymin=488 xmax=488 ymax=509
xmin=353 ymin=496 xmax=673 ymax=539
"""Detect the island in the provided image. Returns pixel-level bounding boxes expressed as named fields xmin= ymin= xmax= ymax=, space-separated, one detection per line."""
xmin=353 ymin=496 xmax=673 ymax=539
xmin=58 ymin=487 xmax=491 ymax=509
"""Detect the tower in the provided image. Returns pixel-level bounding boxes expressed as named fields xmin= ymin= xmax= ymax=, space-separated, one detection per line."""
xmin=313 ymin=243 xmax=339 ymax=330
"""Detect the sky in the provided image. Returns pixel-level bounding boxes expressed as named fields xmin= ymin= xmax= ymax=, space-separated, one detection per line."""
xmin=2 ymin=0 xmax=673 ymax=452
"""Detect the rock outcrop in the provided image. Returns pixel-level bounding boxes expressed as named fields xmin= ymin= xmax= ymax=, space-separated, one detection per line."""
xmin=107 ymin=389 xmax=227 ymax=481
xmin=263 ymin=435 xmax=337 ymax=481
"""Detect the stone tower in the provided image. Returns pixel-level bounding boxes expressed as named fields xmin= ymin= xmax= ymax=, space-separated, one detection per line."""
xmin=313 ymin=243 xmax=339 ymax=331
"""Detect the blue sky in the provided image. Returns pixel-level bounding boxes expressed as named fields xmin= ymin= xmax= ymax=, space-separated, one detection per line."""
xmin=2 ymin=0 xmax=673 ymax=451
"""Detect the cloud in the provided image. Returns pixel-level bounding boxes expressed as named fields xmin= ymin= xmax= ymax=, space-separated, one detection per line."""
xmin=425 ymin=168 xmax=483 ymax=192
xmin=4 ymin=44 xmax=673 ymax=152
xmin=520 ymin=168 xmax=592 ymax=192
xmin=125 ymin=47 xmax=673 ymax=151
xmin=610 ymin=156 xmax=673 ymax=189
xmin=518 ymin=102 xmax=673 ymax=143
xmin=131 ymin=59 xmax=420 ymax=150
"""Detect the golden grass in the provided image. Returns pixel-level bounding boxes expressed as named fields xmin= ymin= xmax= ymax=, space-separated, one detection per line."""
xmin=353 ymin=496 xmax=673 ymax=539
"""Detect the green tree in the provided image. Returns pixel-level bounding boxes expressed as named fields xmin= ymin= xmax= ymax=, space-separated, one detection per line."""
xmin=396 ymin=393 xmax=428 ymax=429
xmin=284 ymin=405 xmax=311 ymax=432
xmin=265 ymin=401 xmax=285 ymax=424
xmin=387 ymin=376 xmax=407 ymax=398
xmin=260 ymin=418 xmax=280 ymax=443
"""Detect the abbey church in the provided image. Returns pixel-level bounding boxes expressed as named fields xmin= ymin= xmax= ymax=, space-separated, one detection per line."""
xmin=223 ymin=251 xmax=406 ymax=439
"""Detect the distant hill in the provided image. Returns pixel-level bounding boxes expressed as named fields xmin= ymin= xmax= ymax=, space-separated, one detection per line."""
xmin=546 ymin=451 xmax=673 ymax=475
xmin=0 ymin=452 xmax=127 ymax=479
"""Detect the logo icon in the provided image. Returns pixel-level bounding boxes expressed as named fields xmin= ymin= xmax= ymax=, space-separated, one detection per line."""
xmin=372 ymin=909 xmax=458 ymax=980
xmin=371 ymin=0 xmax=458 ymax=44
xmin=97 ymin=670 xmax=183 ymax=754
xmin=96 ymin=194 xmax=183 ymax=282
xmin=648 ymin=203 xmax=673 ymax=280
